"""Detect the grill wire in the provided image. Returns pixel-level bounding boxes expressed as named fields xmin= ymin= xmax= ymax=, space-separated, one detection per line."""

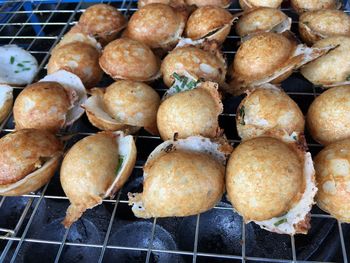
xmin=0 ymin=0 xmax=349 ymax=262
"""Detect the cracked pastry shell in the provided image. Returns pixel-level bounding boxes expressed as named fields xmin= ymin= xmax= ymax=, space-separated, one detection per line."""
xmin=0 ymin=129 xmax=63 ymax=196
xmin=301 ymin=36 xmax=350 ymax=87
xmin=157 ymin=81 xmax=223 ymax=140
xmin=14 ymin=70 xmax=87 ymax=132
xmin=291 ymin=0 xmax=341 ymax=14
xmin=314 ymin=138 xmax=350 ymax=223
xmin=235 ymin=7 xmax=291 ymax=38
xmin=83 ymin=80 xmax=160 ymax=134
xmin=123 ymin=4 xmax=186 ymax=50
xmin=61 ymin=131 xmax=136 ymax=228
xmin=307 ymin=86 xmax=350 ymax=146
xmin=128 ymin=136 xmax=233 ymax=218
xmin=239 ymin=0 xmax=283 ymax=10
xmin=229 ymin=32 xmax=333 ymax=95
xmin=161 ymin=46 xmax=226 ymax=87
xmin=47 ymin=42 xmax=103 ymax=88
xmin=299 ymin=10 xmax=350 ymax=46
xmin=99 ymin=38 xmax=160 ymax=82
xmin=185 ymin=6 xmax=234 ymax=44
xmin=226 ymin=137 xmax=317 ymax=235
xmin=236 ymin=84 xmax=305 ymax=141
xmin=55 ymin=25 xmax=102 ymax=51
xmin=78 ymin=4 xmax=127 ymax=46
xmin=0 ymin=85 xmax=13 ymax=123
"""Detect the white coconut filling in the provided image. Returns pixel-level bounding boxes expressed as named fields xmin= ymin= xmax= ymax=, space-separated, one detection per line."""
xmin=241 ymin=18 xmax=292 ymax=43
xmin=59 ymin=32 xmax=102 ymax=51
xmin=83 ymin=94 xmax=122 ymax=124
xmin=253 ymin=152 xmax=317 ymax=235
xmin=271 ymin=18 xmax=292 ymax=34
xmin=39 ymin=70 xmax=87 ymax=126
xmin=0 ymin=45 xmax=39 ymax=86
xmin=144 ymin=136 xmax=229 ymax=179
xmin=176 ymin=37 xmax=205 ymax=48
xmin=293 ymin=44 xmax=335 ymax=64
xmin=104 ymin=132 xmax=135 ymax=197
xmin=0 ymin=85 xmax=13 ymax=109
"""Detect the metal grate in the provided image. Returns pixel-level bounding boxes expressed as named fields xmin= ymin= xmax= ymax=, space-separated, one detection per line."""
xmin=0 ymin=0 xmax=349 ymax=263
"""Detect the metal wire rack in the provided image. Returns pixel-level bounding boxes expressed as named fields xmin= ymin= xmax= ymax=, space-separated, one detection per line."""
xmin=0 ymin=0 xmax=349 ymax=262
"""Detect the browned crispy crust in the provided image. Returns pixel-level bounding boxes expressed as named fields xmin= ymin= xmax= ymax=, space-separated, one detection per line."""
xmin=0 ymin=129 xmax=63 ymax=185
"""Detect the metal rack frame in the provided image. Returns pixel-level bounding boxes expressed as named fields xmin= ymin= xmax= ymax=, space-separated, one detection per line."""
xmin=0 ymin=1 xmax=348 ymax=262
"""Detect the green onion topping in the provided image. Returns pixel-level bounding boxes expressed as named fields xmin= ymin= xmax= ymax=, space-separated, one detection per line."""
xmin=274 ymin=218 xmax=288 ymax=227
xmin=10 ymin=56 xmax=15 ymax=64
xmin=239 ymin=106 xmax=245 ymax=125
xmin=115 ymin=156 xmax=124 ymax=174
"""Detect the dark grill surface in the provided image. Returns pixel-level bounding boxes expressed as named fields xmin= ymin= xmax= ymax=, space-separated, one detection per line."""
xmin=0 ymin=0 xmax=349 ymax=262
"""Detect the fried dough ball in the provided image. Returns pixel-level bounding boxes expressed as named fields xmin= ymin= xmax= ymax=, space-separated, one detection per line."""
xmin=0 ymin=129 xmax=62 ymax=196
xmin=99 ymin=38 xmax=160 ymax=81
xmin=307 ymin=86 xmax=350 ymax=145
xmin=47 ymin=42 xmax=103 ymax=88
xmin=185 ymin=6 xmax=234 ymax=44
xmin=314 ymin=138 xmax=350 ymax=222
xmin=299 ymin=10 xmax=350 ymax=45
xmin=161 ymin=46 xmax=226 ymax=87
xmin=123 ymin=4 xmax=186 ymax=50
xmin=236 ymin=84 xmax=305 ymax=141
xmin=78 ymin=4 xmax=127 ymax=45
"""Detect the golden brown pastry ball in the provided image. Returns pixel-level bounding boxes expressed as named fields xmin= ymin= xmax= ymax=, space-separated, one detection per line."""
xmin=123 ymin=4 xmax=186 ymax=50
xmin=236 ymin=7 xmax=291 ymax=38
xmin=239 ymin=0 xmax=283 ymax=10
xmin=99 ymin=38 xmax=160 ymax=81
xmin=307 ymin=86 xmax=350 ymax=145
xmin=0 ymin=129 xmax=63 ymax=196
xmin=78 ymin=4 xmax=127 ymax=45
xmin=161 ymin=46 xmax=226 ymax=87
xmin=291 ymin=0 xmax=341 ymax=14
xmin=236 ymin=84 xmax=305 ymax=141
xmin=47 ymin=42 xmax=103 ymax=88
xmin=299 ymin=10 xmax=350 ymax=46
xmin=185 ymin=6 xmax=234 ymax=44
xmin=314 ymin=138 xmax=350 ymax=222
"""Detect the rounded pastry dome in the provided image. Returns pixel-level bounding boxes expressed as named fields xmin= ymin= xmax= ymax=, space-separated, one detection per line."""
xmin=104 ymin=80 xmax=160 ymax=133
xmin=123 ymin=3 xmax=186 ymax=50
xmin=13 ymin=82 xmax=73 ymax=132
xmin=299 ymin=10 xmax=350 ymax=45
xmin=239 ymin=0 xmax=283 ymax=10
xmin=161 ymin=46 xmax=226 ymax=87
xmin=226 ymin=137 xmax=304 ymax=221
xmin=307 ymin=86 xmax=350 ymax=145
xmin=78 ymin=4 xmax=127 ymax=45
xmin=128 ymin=136 xmax=232 ymax=218
xmin=236 ymin=7 xmax=290 ymax=37
xmin=0 ymin=129 xmax=62 ymax=195
xmin=185 ymin=6 xmax=233 ymax=44
xmin=157 ymin=82 xmax=222 ymax=140
xmin=236 ymin=85 xmax=305 ymax=141
xmin=232 ymin=32 xmax=295 ymax=84
xmin=291 ymin=0 xmax=341 ymax=13
xmin=61 ymin=131 xmax=136 ymax=227
xmin=314 ymin=138 xmax=350 ymax=222
xmin=47 ymin=42 xmax=102 ymax=88
xmin=99 ymin=38 xmax=160 ymax=81
xmin=301 ymin=36 xmax=350 ymax=86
